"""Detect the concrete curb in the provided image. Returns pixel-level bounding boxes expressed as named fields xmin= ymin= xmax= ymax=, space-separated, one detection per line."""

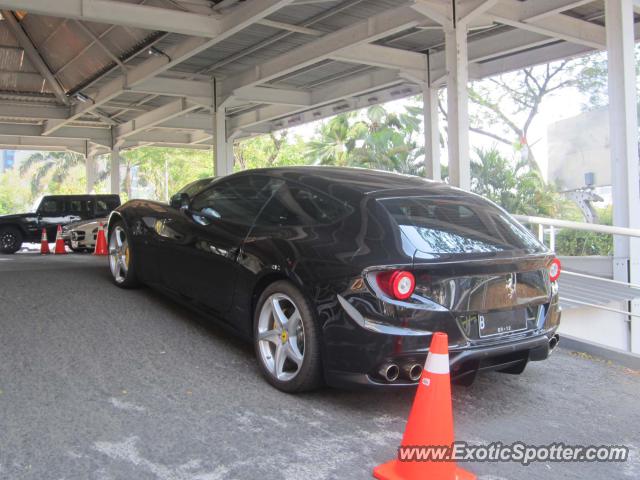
xmin=559 ymin=334 xmax=640 ymax=370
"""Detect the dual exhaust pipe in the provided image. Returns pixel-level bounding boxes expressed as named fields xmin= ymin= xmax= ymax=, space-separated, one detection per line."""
xmin=379 ymin=362 xmax=423 ymax=383
xmin=380 ymin=334 xmax=560 ymax=382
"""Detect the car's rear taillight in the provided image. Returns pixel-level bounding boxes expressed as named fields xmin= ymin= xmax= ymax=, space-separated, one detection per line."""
xmin=376 ymin=270 xmax=416 ymax=300
xmin=549 ymin=258 xmax=561 ymax=282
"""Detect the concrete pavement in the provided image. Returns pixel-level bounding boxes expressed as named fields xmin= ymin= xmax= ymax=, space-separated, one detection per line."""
xmin=0 ymin=253 xmax=638 ymax=479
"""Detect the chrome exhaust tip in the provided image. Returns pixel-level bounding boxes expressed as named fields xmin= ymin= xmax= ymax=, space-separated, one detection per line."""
xmin=379 ymin=363 xmax=400 ymax=382
xmin=549 ymin=334 xmax=560 ymax=353
xmin=403 ymin=363 xmax=423 ymax=382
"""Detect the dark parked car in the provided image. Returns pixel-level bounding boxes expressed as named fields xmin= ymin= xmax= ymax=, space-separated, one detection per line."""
xmin=107 ymin=167 xmax=561 ymax=392
xmin=0 ymin=194 xmax=120 ymax=254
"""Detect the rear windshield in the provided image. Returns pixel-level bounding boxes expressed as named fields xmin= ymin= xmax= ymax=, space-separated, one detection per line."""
xmin=379 ymin=196 xmax=543 ymax=254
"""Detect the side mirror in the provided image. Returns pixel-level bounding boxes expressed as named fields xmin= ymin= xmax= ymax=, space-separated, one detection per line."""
xmin=170 ymin=192 xmax=190 ymax=210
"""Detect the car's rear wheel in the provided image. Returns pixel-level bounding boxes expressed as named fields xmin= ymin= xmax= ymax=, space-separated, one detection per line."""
xmin=254 ymin=281 xmax=323 ymax=393
xmin=108 ymin=222 xmax=139 ymax=288
xmin=0 ymin=226 xmax=23 ymax=254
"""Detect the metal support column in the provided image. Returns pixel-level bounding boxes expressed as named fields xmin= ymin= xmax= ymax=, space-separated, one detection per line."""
xmin=606 ymin=0 xmax=640 ymax=352
xmin=110 ymin=147 xmax=121 ymax=195
xmin=423 ymin=83 xmax=441 ymax=181
xmin=445 ymin=19 xmax=471 ymax=190
xmin=213 ymin=108 xmax=234 ymax=177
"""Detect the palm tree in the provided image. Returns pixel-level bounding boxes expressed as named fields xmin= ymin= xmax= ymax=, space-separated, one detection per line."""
xmin=470 ymin=146 xmax=561 ymax=217
xmin=353 ymin=105 xmax=424 ymax=174
xmin=305 ymin=114 xmax=358 ymax=166
xmin=20 ymin=151 xmax=111 ymax=195
xmin=305 ymin=106 xmax=423 ymax=174
xmin=19 ymin=151 xmax=86 ymax=195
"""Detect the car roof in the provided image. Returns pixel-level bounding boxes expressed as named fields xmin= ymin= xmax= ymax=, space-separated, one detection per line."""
xmin=43 ymin=194 xmax=119 ymax=198
xmin=231 ymin=166 xmax=470 ymax=198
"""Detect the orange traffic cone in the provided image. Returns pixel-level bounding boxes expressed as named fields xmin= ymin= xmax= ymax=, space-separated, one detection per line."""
xmin=40 ymin=228 xmax=51 ymax=255
xmin=93 ymin=222 xmax=108 ymax=256
xmin=54 ymin=225 xmax=67 ymax=255
xmin=373 ymin=332 xmax=476 ymax=480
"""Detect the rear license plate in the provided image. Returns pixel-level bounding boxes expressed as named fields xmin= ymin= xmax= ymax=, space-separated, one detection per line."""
xmin=478 ymin=309 xmax=527 ymax=337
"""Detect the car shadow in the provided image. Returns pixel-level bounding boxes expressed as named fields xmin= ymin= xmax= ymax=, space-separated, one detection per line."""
xmin=94 ymin=266 xmax=534 ymax=413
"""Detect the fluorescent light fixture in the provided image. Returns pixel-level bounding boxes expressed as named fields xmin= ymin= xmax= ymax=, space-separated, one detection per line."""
xmin=75 ymin=92 xmax=91 ymax=103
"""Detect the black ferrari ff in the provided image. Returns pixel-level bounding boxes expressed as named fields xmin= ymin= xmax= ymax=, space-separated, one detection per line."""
xmin=107 ymin=167 xmax=561 ymax=392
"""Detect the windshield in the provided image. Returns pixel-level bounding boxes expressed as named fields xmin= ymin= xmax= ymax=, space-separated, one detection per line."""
xmin=379 ymin=195 xmax=544 ymax=255
xmin=31 ymin=196 xmax=44 ymax=212
xmin=177 ymin=178 xmax=214 ymax=198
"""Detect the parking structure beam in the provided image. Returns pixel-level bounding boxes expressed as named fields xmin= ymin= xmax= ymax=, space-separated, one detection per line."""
xmin=606 ymin=0 xmax=640 ymax=353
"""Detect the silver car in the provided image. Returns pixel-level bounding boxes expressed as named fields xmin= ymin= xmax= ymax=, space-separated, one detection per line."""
xmin=63 ymin=218 xmax=107 ymax=252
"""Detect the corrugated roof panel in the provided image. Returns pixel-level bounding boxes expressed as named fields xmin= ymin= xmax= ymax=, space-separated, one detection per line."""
xmin=40 ymin=22 xmax=90 ymax=72
xmin=0 ymin=71 xmax=47 ymax=94
xmin=19 ymin=14 xmax=65 ymax=47
xmin=272 ymin=61 xmax=369 ymax=88
xmin=0 ymin=23 xmax=19 ymax=46
xmin=172 ymin=1 xmax=411 ymax=79
xmin=14 ymin=8 xmax=162 ymax=94
xmin=0 ymin=47 xmax=35 ymax=73
xmin=58 ymin=44 xmax=114 ymax=93
xmin=564 ymin=0 xmax=605 ymax=23
xmin=381 ymin=28 xmax=445 ymax=52
xmin=0 ymin=22 xmax=49 ymax=94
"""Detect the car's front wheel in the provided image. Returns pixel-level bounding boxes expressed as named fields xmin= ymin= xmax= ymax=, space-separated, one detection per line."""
xmin=108 ymin=222 xmax=139 ymax=288
xmin=0 ymin=226 xmax=23 ymax=254
xmin=254 ymin=281 xmax=323 ymax=393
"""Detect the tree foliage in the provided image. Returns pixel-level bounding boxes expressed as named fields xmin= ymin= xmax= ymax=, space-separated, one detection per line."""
xmin=19 ymin=151 xmax=88 ymax=195
xmin=464 ymin=60 xmax=582 ymax=171
xmin=305 ymin=105 xmax=424 ymax=174
xmin=555 ymin=205 xmax=613 ymax=256
xmin=118 ymin=147 xmax=214 ymax=202
xmin=470 ymin=147 xmax=561 ymax=217
xmin=234 ymin=132 xmax=306 ymax=170
xmin=0 ymin=168 xmax=32 ymax=215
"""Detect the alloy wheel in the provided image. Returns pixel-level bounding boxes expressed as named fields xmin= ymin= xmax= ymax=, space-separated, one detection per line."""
xmin=0 ymin=231 xmax=17 ymax=250
xmin=257 ymin=293 xmax=306 ymax=382
xmin=109 ymin=226 xmax=130 ymax=284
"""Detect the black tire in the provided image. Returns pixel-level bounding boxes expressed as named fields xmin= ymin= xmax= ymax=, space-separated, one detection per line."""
xmin=0 ymin=226 xmax=23 ymax=254
xmin=253 ymin=280 xmax=323 ymax=393
xmin=108 ymin=220 xmax=139 ymax=288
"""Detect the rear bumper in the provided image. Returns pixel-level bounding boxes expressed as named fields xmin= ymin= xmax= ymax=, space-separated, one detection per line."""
xmin=324 ymin=330 xmax=559 ymax=389
xmin=321 ymin=290 xmax=561 ymax=389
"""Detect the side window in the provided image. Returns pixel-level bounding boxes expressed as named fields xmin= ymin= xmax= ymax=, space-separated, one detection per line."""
xmin=93 ymin=200 xmax=112 ymax=216
xmin=38 ymin=198 xmax=61 ymax=214
xmin=106 ymin=198 xmax=120 ymax=210
xmin=258 ymin=181 xmax=353 ymax=227
xmin=65 ymin=199 xmax=85 ymax=214
xmin=190 ymin=176 xmax=282 ymax=226
xmin=90 ymin=198 xmax=120 ymax=216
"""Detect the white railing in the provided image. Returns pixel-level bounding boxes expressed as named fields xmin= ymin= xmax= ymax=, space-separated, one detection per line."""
xmin=513 ymin=214 xmax=640 ymax=252
xmin=513 ymin=214 xmax=640 ymax=237
xmin=514 ymin=215 xmax=640 ymax=353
